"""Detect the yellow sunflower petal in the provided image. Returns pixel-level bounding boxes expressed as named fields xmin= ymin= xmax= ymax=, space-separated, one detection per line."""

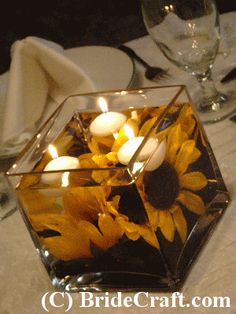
xmin=63 ymin=186 xmax=111 ymax=222
xmin=139 ymin=116 xmax=157 ymax=137
xmin=98 ymin=213 xmax=123 ymax=242
xmin=30 ymin=213 xmax=93 ymax=260
xmin=137 ymin=225 xmax=160 ymax=249
xmin=116 ymin=217 xmax=141 ymax=239
xmin=144 ymin=200 xmax=159 ymax=230
xmin=92 ymin=169 xmax=110 ymax=184
xmin=77 ymin=220 xmax=110 ymax=251
xmin=159 ymin=210 xmax=175 ymax=242
xmin=179 ymin=171 xmax=208 ymax=191
xmin=42 ymin=232 xmax=91 ymax=261
xmin=175 ymin=140 xmax=201 ymax=175
xmin=18 ymin=190 xmax=58 ymax=215
xmin=126 ymin=231 xmax=140 ymax=241
xmin=166 ymin=124 xmax=188 ymax=165
xmin=106 ymin=196 xmax=121 ymax=216
xmin=178 ymin=190 xmax=205 ymax=215
xmin=172 ymin=206 xmax=187 ymax=243
xmin=79 ymin=153 xmax=97 ymax=168
xmin=178 ymin=104 xmax=196 ymax=136
xmin=106 ymin=152 xmax=118 ymax=163
xmin=116 ymin=216 xmax=159 ymax=249
xmin=88 ymin=136 xmax=114 ymax=154
xmin=64 ymin=191 xmax=99 ymax=222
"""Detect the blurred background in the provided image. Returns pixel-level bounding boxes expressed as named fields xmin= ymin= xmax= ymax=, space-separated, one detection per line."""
xmin=0 ymin=0 xmax=235 ymax=74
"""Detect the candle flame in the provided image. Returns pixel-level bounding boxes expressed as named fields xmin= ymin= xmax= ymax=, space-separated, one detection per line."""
xmin=98 ymin=97 xmax=108 ymax=113
xmin=61 ymin=171 xmax=70 ymax=187
xmin=48 ymin=144 xmax=58 ymax=159
xmin=113 ymin=132 xmax=119 ymax=139
xmin=131 ymin=110 xmax=138 ymax=121
xmin=124 ymin=123 xmax=135 ymax=139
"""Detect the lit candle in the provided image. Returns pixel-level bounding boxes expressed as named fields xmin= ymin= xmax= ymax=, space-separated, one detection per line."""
xmin=117 ymin=136 xmax=158 ymax=165
xmin=89 ymin=97 xmax=127 ymax=137
xmin=41 ymin=145 xmax=80 ymax=185
xmin=117 ymin=124 xmax=166 ymax=170
xmin=90 ymin=112 xmax=127 ymax=137
xmin=145 ymin=140 xmax=166 ymax=171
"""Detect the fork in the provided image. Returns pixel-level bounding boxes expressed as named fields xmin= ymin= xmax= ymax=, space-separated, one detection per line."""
xmin=118 ymin=45 xmax=169 ymax=81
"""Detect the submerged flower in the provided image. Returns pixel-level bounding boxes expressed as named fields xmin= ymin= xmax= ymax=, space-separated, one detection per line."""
xmin=140 ymin=124 xmax=207 ymax=243
xmin=29 ymin=186 xmax=124 ymax=261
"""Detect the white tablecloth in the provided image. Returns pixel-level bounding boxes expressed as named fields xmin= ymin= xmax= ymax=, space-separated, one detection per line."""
xmin=0 ymin=11 xmax=236 ymax=314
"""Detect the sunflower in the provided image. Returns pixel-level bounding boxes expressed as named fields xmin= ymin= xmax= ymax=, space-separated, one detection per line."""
xmin=24 ymin=186 xmax=123 ymax=261
xmin=24 ymin=183 xmax=159 ymax=261
xmin=139 ymin=123 xmax=208 ymax=243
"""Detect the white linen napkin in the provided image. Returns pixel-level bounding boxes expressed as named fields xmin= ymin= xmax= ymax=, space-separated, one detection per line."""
xmin=0 ymin=36 xmax=95 ymax=157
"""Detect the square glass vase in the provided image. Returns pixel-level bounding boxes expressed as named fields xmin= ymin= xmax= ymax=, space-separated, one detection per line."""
xmin=7 ymin=86 xmax=230 ymax=292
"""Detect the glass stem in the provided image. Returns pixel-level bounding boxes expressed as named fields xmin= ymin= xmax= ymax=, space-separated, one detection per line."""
xmin=195 ymin=68 xmax=219 ymax=107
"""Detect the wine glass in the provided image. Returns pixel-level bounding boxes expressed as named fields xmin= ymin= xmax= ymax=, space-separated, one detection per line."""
xmin=141 ymin=0 xmax=235 ymax=123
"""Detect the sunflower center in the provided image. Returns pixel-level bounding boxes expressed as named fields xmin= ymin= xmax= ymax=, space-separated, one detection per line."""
xmin=143 ymin=161 xmax=179 ymax=210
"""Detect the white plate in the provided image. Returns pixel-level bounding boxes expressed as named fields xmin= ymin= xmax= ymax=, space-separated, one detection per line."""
xmin=64 ymin=45 xmax=134 ymax=91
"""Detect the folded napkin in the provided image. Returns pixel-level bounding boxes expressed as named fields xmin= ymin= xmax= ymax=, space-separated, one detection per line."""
xmin=0 ymin=36 xmax=95 ymax=157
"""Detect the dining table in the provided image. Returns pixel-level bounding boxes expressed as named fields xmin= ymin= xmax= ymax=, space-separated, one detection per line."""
xmin=0 ymin=11 xmax=236 ymax=314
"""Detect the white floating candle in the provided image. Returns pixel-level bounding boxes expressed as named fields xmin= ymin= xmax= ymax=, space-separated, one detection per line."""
xmin=117 ymin=137 xmax=158 ymax=165
xmin=89 ymin=112 xmax=127 ymax=137
xmin=145 ymin=140 xmax=166 ymax=171
xmin=41 ymin=156 xmax=80 ymax=185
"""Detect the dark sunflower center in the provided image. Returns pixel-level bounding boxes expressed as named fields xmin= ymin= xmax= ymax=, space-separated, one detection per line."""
xmin=143 ymin=161 xmax=180 ymax=210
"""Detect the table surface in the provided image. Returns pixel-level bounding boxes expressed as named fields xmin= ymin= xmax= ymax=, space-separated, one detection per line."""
xmin=0 ymin=12 xmax=236 ymax=314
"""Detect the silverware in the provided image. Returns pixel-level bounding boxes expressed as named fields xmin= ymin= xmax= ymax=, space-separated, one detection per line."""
xmin=221 ymin=67 xmax=236 ymax=84
xmin=118 ymin=45 xmax=169 ymax=81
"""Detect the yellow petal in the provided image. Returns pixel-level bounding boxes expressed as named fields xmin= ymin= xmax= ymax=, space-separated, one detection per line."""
xmin=106 ymin=152 xmax=118 ymax=163
xmin=18 ymin=190 xmax=58 ymax=215
xmin=116 ymin=217 xmax=159 ymax=249
xmin=166 ymin=124 xmax=188 ymax=165
xmin=30 ymin=213 xmax=93 ymax=260
xmin=111 ymin=128 xmax=128 ymax=152
xmin=139 ymin=116 xmax=157 ymax=137
xmin=172 ymin=206 xmax=187 ymax=242
xmin=178 ymin=104 xmax=196 ymax=136
xmin=63 ymin=191 xmax=99 ymax=222
xmin=179 ymin=171 xmax=208 ymax=191
xmin=63 ymin=186 xmax=111 ymax=222
xmin=137 ymin=225 xmax=160 ymax=249
xmin=29 ymin=213 xmax=74 ymax=233
xmin=175 ymin=140 xmax=201 ymax=175
xmin=178 ymin=190 xmax=205 ymax=215
xmin=158 ymin=210 xmax=175 ymax=242
xmin=79 ymin=153 xmax=97 ymax=168
xmin=42 ymin=223 xmax=91 ymax=261
xmin=98 ymin=213 xmax=123 ymax=243
xmin=126 ymin=231 xmax=140 ymax=241
xmin=92 ymin=169 xmax=110 ymax=184
xmin=88 ymin=136 xmax=114 ymax=154
xmin=106 ymin=196 xmax=121 ymax=216
xmin=42 ymin=234 xmax=90 ymax=261
xmin=77 ymin=220 xmax=110 ymax=251
xmin=144 ymin=200 xmax=159 ymax=230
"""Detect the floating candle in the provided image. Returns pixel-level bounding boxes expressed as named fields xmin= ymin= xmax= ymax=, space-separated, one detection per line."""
xmin=117 ymin=137 xmax=158 ymax=165
xmin=145 ymin=140 xmax=166 ymax=171
xmin=89 ymin=111 xmax=127 ymax=137
xmin=41 ymin=156 xmax=80 ymax=185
